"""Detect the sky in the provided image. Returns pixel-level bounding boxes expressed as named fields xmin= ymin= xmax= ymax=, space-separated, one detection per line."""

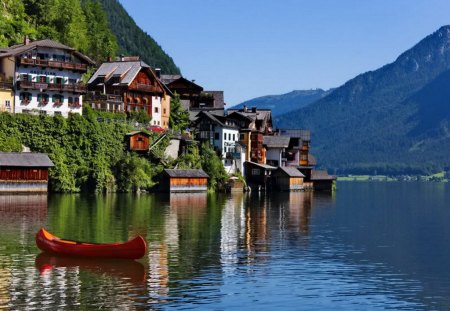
xmin=119 ymin=0 xmax=450 ymax=107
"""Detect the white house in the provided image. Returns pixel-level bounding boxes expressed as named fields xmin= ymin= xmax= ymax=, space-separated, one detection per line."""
xmin=194 ymin=111 xmax=243 ymax=174
xmin=0 ymin=38 xmax=94 ymax=117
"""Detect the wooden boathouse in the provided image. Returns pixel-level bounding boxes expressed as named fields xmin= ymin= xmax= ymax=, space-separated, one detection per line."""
xmin=125 ymin=131 xmax=151 ymax=152
xmin=0 ymin=152 xmax=54 ymax=193
xmin=160 ymin=169 xmax=209 ymax=192
xmin=272 ymin=166 xmax=305 ymax=191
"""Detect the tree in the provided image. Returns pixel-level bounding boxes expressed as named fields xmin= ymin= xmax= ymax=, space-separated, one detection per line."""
xmin=169 ymin=94 xmax=190 ymax=131
xmin=200 ymin=142 xmax=228 ymax=190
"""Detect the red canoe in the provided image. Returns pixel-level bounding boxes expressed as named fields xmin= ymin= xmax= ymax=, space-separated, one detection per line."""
xmin=35 ymin=228 xmax=147 ymax=259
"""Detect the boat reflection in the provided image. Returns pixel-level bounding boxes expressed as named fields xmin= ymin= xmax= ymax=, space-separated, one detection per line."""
xmin=35 ymin=253 xmax=146 ymax=285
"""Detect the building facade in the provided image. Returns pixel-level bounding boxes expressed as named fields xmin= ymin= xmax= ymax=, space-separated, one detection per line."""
xmin=0 ymin=38 xmax=94 ymax=117
xmin=87 ymin=57 xmax=169 ymax=125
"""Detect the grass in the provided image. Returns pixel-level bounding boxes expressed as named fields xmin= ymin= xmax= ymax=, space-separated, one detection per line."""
xmin=338 ymin=172 xmax=448 ymax=182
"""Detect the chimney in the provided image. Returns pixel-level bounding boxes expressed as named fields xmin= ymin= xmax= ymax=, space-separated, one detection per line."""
xmin=24 ymin=35 xmax=30 ymax=45
xmin=155 ymin=68 xmax=161 ymax=78
xmin=120 ymin=54 xmax=125 ymax=62
xmin=107 ymin=56 xmax=112 ymax=62
xmin=252 ymin=106 xmax=257 ymax=113
xmin=243 ymin=105 xmax=247 ymax=112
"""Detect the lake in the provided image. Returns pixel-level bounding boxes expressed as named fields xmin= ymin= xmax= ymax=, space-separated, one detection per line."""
xmin=1 ymin=182 xmax=450 ymax=310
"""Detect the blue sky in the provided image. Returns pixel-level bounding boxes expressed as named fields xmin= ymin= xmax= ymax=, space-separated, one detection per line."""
xmin=119 ymin=0 xmax=450 ymax=107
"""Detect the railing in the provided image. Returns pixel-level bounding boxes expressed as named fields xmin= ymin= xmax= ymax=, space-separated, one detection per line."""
xmin=86 ymin=94 xmax=123 ymax=103
xmin=0 ymin=81 xmax=13 ymax=89
xmin=17 ymin=81 xmax=87 ymax=93
xmin=19 ymin=57 xmax=88 ymax=71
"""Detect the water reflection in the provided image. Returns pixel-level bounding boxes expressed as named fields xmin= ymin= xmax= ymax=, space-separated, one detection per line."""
xmin=0 ymin=185 xmax=449 ymax=310
xmin=35 ymin=253 xmax=146 ymax=284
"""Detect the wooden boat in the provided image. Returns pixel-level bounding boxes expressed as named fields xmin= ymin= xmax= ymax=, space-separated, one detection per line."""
xmin=35 ymin=228 xmax=147 ymax=259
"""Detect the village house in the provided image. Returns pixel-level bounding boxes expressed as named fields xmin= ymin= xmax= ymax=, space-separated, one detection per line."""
xmin=160 ymin=74 xmax=225 ymax=121
xmin=193 ymin=111 xmax=245 ymax=174
xmin=272 ymin=166 xmax=305 ymax=191
xmin=263 ymin=135 xmax=291 ymax=167
xmin=160 ymin=169 xmax=209 ymax=192
xmin=0 ymin=38 xmax=95 ymax=117
xmin=0 ymin=152 xmax=54 ymax=193
xmin=227 ymin=106 xmax=273 ymax=164
xmin=244 ymin=161 xmax=276 ymax=190
xmin=87 ymin=56 xmax=171 ymax=128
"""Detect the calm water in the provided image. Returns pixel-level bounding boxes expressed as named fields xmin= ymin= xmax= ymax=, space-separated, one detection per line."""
xmin=1 ymin=182 xmax=450 ymax=310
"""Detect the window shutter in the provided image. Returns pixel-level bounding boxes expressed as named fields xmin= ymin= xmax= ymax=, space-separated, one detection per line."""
xmin=46 ymin=76 xmax=50 ymax=83
xmin=37 ymin=94 xmax=42 ymax=101
xmin=19 ymin=93 xmax=23 ymax=100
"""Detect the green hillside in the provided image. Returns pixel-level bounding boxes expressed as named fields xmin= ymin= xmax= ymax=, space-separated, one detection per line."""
xmin=98 ymin=0 xmax=180 ymax=74
xmin=275 ymin=26 xmax=450 ymax=175
xmin=0 ymin=0 xmax=180 ymax=73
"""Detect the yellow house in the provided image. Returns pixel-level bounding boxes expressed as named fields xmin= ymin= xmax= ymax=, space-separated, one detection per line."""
xmin=0 ymin=81 xmax=13 ymax=113
xmin=161 ymin=93 xmax=171 ymax=129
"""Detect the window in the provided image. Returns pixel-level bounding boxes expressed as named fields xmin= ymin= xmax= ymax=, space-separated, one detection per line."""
xmin=39 ymin=110 xmax=47 ymax=115
xmin=68 ymin=97 xmax=73 ymax=105
xmin=163 ymin=108 xmax=166 ymax=114
xmin=39 ymin=75 xmax=47 ymax=83
xmin=5 ymin=100 xmax=10 ymax=108
xmin=157 ymin=121 xmax=160 ymax=125
xmin=224 ymin=133 xmax=226 ymax=141
xmin=54 ymin=111 xmax=62 ymax=116
xmin=52 ymin=94 xmax=63 ymax=105
xmin=233 ymin=134 xmax=235 ymax=141
xmin=252 ymin=168 xmax=261 ymax=175
xmin=37 ymin=93 xmax=49 ymax=104
xmin=228 ymin=133 xmax=231 ymax=140
xmin=155 ymin=107 xmax=159 ymax=113
xmin=214 ymin=133 xmax=219 ymax=140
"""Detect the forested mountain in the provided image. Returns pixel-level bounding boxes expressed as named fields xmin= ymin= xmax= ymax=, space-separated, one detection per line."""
xmin=0 ymin=0 xmax=179 ymax=73
xmin=232 ymin=89 xmax=332 ymax=117
xmin=98 ymin=0 xmax=180 ymax=74
xmin=275 ymin=26 xmax=450 ymax=175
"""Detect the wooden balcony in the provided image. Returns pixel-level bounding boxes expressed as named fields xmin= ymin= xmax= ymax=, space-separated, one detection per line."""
xmin=19 ymin=57 xmax=88 ymax=71
xmin=129 ymin=83 xmax=159 ymax=93
xmin=0 ymin=81 xmax=13 ymax=90
xmin=17 ymin=81 xmax=87 ymax=93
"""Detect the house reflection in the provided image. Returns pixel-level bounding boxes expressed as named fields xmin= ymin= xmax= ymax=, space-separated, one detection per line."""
xmin=0 ymin=194 xmax=47 ymax=227
xmin=286 ymin=192 xmax=313 ymax=234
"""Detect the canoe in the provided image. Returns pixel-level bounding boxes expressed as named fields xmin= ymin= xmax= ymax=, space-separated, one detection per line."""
xmin=35 ymin=228 xmax=147 ymax=259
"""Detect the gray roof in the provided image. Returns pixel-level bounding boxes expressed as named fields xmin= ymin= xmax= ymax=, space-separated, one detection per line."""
xmin=311 ymin=170 xmax=336 ymax=181
xmin=164 ymin=169 xmax=209 ymax=178
xmin=203 ymin=91 xmax=225 ymax=109
xmin=0 ymin=38 xmax=95 ymax=65
xmin=125 ymin=131 xmax=150 ymax=136
xmin=160 ymin=74 xmax=182 ymax=84
xmin=195 ymin=111 xmax=238 ymax=130
xmin=263 ymin=136 xmax=290 ymax=148
xmin=88 ymin=61 xmax=151 ymax=86
xmin=0 ymin=152 xmax=54 ymax=167
xmin=275 ymin=166 xmax=305 ymax=177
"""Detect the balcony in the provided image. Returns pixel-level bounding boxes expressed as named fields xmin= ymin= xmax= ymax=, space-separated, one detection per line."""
xmin=17 ymin=81 xmax=87 ymax=94
xmin=129 ymin=83 xmax=159 ymax=93
xmin=19 ymin=57 xmax=88 ymax=71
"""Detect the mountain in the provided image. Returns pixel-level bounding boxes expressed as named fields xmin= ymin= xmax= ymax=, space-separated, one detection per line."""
xmin=232 ymin=89 xmax=332 ymax=117
xmin=98 ymin=0 xmax=180 ymax=74
xmin=275 ymin=26 xmax=450 ymax=175
xmin=0 ymin=0 xmax=179 ymax=74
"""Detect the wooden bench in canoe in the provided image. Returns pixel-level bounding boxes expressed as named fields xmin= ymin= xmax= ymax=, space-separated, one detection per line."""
xmin=35 ymin=228 xmax=147 ymax=259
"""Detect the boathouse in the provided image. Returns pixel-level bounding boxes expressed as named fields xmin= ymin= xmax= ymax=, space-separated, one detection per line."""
xmin=125 ymin=131 xmax=150 ymax=152
xmin=272 ymin=166 xmax=305 ymax=191
xmin=0 ymin=152 xmax=54 ymax=192
xmin=160 ymin=169 xmax=209 ymax=192
xmin=311 ymin=170 xmax=336 ymax=191
xmin=244 ymin=161 xmax=276 ymax=190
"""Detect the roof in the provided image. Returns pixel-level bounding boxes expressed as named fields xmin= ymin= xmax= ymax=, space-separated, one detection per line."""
xmin=311 ymin=170 xmax=336 ymax=181
xmin=274 ymin=166 xmax=305 ymax=177
xmin=0 ymin=38 xmax=95 ymax=65
xmin=194 ymin=111 xmax=238 ymax=130
xmin=0 ymin=152 xmax=54 ymax=167
xmin=245 ymin=161 xmax=277 ymax=170
xmin=203 ymin=91 xmax=225 ymax=109
xmin=263 ymin=136 xmax=290 ymax=148
xmin=160 ymin=74 xmax=182 ymax=84
xmin=125 ymin=131 xmax=150 ymax=136
xmin=88 ymin=61 xmax=145 ymax=85
xmin=164 ymin=169 xmax=209 ymax=178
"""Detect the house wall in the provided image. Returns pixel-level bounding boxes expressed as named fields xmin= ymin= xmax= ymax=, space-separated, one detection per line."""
xmin=0 ymin=88 xmax=13 ymax=113
xmin=151 ymin=95 xmax=162 ymax=126
xmin=0 ymin=58 xmax=15 ymax=80
xmin=266 ymin=148 xmax=283 ymax=167
xmin=128 ymin=134 xmax=150 ymax=151
xmin=273 ymin=176 xmax=303 ymax=191
xmin=239 ymin=132 xmax=251 ymax=161
xmin=0 ymin=167 xmax=50 ymax=193
xmin=169 ymin=177 xmax=208 ymax=192
xmin=14 ymin=50 xmax=85 ymax=117
xmin=161 ymin=94 xmax=171 ymax=129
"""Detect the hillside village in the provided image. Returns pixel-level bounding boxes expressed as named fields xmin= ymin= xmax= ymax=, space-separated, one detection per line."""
xmin=0 ymin=37 xmax=335 ymax=193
